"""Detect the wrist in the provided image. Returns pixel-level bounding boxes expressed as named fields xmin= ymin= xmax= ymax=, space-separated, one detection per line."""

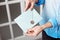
xmin=40 ymin=22 xmax=52 ymax=30
xmin=41 ymin=25 xmax=46 ymax=30
xmin=39 ymin=25 xmax=46 ymax=30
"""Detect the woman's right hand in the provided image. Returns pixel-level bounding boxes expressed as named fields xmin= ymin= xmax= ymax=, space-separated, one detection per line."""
xmin=24 ymin=0 xmax=38 ymax=11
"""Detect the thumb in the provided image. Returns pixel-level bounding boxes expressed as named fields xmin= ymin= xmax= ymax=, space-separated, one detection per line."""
xmin=24 ymin=1 xmax=30 ymax=11
xmin=29 ymin=2 xmax=35 ymax=10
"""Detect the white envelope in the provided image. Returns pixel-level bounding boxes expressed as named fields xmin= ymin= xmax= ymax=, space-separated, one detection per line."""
xmin=14 ymin=9 xmax=43 ymax=33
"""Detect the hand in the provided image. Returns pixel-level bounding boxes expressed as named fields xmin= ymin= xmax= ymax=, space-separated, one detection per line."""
xmin=25 ymin=26 xmax=43 ymax=37
xmin=25 ymin=22 xmax=52 ymax=37
xmin=24 ymin=0 xmax=38 ymax=11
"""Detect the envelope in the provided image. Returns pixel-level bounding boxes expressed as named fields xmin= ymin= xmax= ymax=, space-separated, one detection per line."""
xmin=14 ymin=9 xmax=43 ymax=33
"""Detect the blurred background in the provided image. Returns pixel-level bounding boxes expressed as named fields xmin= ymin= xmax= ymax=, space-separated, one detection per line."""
xmin=0 ymin=0 xmax=42 ymax=40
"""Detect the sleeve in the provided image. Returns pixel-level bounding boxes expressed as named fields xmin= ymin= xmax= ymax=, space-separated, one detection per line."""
xmin=35 ymin=0 xmax=45 ymax=6
xmin=48 ymin=18 xmax=58 ymax=29
xmin=39 ymin=18 xmax=58 ymax=30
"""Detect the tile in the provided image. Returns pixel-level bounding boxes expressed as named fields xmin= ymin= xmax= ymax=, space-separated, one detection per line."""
xmin=12 ymin=24 xmax=23 ymax=38
xmin=9 ymin=3 xmax=21 ymax=21
xmin=0 ymin=5 xmax=8 ymax=24
xmin=0 ymin=0 xmax=5 ymax=2
xmin=0 ymin=25 xmax=11 ymax=40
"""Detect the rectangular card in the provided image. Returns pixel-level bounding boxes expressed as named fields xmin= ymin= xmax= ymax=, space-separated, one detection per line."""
xmin=14 ymin=9 xmax=43 ymax=33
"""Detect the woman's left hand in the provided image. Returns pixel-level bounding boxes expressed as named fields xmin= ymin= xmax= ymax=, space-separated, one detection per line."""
xmin=25 ymin=26 xmax=43 ymax=37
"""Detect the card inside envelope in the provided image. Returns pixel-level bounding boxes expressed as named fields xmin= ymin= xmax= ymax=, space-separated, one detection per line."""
xmin=14 ymin=9 xmax=43 ymax=33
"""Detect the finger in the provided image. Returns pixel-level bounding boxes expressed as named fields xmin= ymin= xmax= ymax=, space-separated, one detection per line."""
xmin=25 ymin=1 xmax=30 ymax=11
xmin=24 ymin=31 xmax=32 ymax=36
xmin=27 ymin=31 xmax=34 ymax=34
xmin=26 ymin=32 xmax=37 ymax=37
xmin=27 ymin=29 xmax=34 ymax=34
xmin=25 ymin=33 xmax=34 ymax=37
xmin=29 ymin=2 xmax=35 ymax=10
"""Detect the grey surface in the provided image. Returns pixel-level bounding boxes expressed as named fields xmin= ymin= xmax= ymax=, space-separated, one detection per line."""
xmin=0 ymin=25 xmax=11 ymax=40
xmin=0 ymin=5 xmax=8 ymax=24
xmin=9 ymin=3 xmax=21 ymax=21
xmin=0 ymin=0 xmax=5 ymax=2
xmin=0 ymin=34 xmax=2 ymax=40
xmin=12 ymin=24 xmax=23 ymax=38
xmin=8 ymin=0 xmax=15 ymax=1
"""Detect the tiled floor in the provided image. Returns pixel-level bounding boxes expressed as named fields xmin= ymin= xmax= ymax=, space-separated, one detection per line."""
xmin=0 ymin=0 xmax=42 ymax=40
